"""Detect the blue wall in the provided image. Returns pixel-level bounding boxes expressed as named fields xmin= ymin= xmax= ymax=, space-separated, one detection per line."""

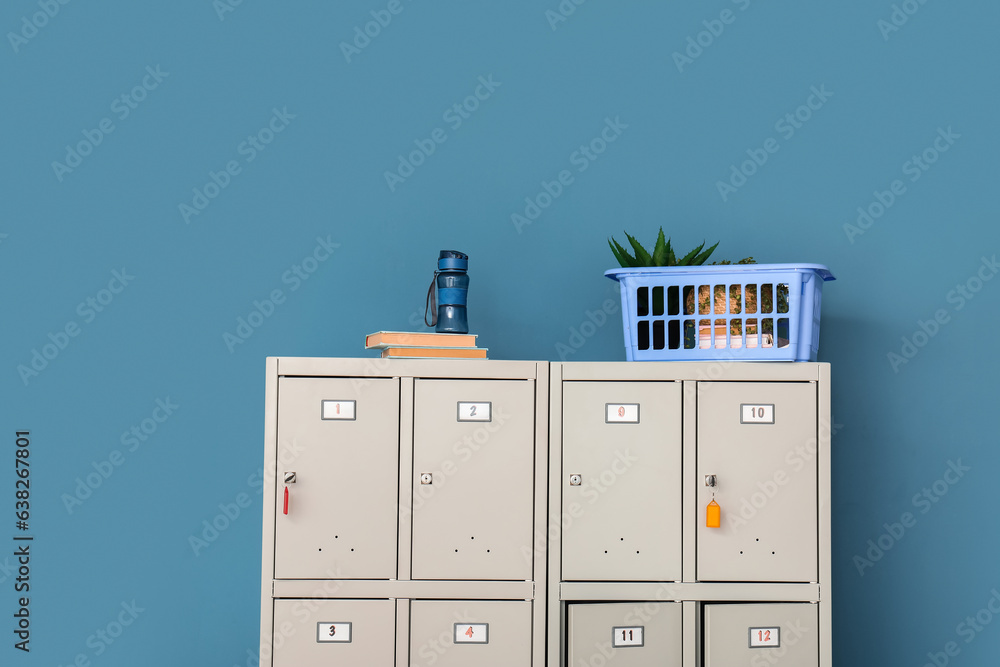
xmin=3 ymin=1 xmax=999 ymax=665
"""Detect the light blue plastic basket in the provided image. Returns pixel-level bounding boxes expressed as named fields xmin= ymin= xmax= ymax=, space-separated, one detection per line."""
xmin=605 ymin=264 xmax=835 ymax=361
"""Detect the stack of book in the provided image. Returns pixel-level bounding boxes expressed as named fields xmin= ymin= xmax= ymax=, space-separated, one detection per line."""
xmin=365 ymin=331 xmax=488 ymax=359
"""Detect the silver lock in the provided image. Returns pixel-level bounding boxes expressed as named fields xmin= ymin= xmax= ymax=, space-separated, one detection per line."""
xmin=705 ymin=474 xmax=717 ymax=488
xmin=284 ymin=472 xmax=297 ymax=484
xmin=569 ymin=474 xmax=582 ymax=486
xmin=420 ymin=472 xmax=433 ymax=485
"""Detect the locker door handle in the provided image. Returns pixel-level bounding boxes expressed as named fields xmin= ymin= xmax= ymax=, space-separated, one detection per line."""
xmin=283 ymin=472 xmax=296 ymax=516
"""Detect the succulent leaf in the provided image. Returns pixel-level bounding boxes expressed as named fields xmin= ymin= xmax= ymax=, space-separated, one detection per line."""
xmin=691 ymin=241 xmax=720 ymax=265
xmin=609 ymin=237 xmax=639 ymax=267
xmin=652 ymin=228 xmax=668 ymax=266
xmin=624 ymin=231 xmax=653 ymax=266
xmin=678 ymin=242 xmax=706 ymax=266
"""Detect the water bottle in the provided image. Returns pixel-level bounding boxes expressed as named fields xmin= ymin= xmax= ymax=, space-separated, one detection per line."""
xmin=424 ymin=250 xmax=469 ymax=333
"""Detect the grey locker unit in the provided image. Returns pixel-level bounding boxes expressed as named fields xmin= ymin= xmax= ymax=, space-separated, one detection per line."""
xmin=697 ymin=381 xmax=818 ymax=583
xmin=703 ymin=603 xmax=818 ymax=666
xmin=271 ymin=598 xmax=395 ymax=666
xmin=274 ymin=376 xmax=400 ymax=580
xmin=260 ymin=358 xmax=549 ymax=667
xmin=410 ymin=599 xmax=533 ymax=666
xmin=567 ymin=602 xmax=683 ymax=666
xmin=561 ymin=381 xmax=682 ymax=582
xmin=550 ymin=362 xmax=832 ymax=667
xmin=411 ymin=379 xmax=535 ymax=581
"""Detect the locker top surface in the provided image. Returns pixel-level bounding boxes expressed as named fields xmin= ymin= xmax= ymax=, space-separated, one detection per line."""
xmin=557 ymin=361 xmax=828 ymax=382
xmin=272 ymin=356 xmax=546 ymax=379
xmin=271 ymin=358 xmax=826 ymax=382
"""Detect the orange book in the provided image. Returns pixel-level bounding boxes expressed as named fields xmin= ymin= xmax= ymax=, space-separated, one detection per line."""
xmin=366 ymin=331 xmax=478 ymax=349
xmin=379 ymin=346 xmax=488 ymax=359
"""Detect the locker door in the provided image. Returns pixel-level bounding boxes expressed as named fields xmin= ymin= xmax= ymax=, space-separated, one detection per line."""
xmin=272 ymin=599 xmax=395 ymax=666
xmin=410 ymin=600 xmax=532 ymax=667
xmin=567 ymin=602 xmax=682 ymax=667
xmin=274 ymin=377 xmax=400 ymax=579
xmin=411 ymin=379 xmax=535 ymax=581
xmin=703 ymin=603 xmax=818 ymax=666
xmin=697 ymin=382 xmax=818 ymax=582
xmin=562 ymin=382 xmax=682 ymax=582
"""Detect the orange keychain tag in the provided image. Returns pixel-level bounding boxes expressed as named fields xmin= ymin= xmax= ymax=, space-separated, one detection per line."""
xmin=706 ymin=499 xmax=720 ymax=528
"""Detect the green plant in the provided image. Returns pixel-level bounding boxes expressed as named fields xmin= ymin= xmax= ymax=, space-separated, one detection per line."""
xmin=608 ymin=227 xmax=788 ymax=341
xmin=608 ymin=228 xmax=719 ymax=268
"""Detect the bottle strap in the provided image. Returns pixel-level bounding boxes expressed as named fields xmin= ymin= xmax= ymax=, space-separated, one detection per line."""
xmin=424 ymin=271 xmax=439 ymax=327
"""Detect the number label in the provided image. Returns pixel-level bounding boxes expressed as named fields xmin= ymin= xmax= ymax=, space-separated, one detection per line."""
xmin=606 ymin=404 xmax=640 ymax=423
xmin=457 ymin=402 xmax=491 ymax=422
xmin=317 ymin=622 xmax=352 ymax=643
xmin=748 ymin=626 xmax=780 ymax=647
xmin=741 ymin=404 xmax=775 ymax=424
xmin=322 ymin=400 xmax=356 ymax=421
xmin=612 ymin=626 xmax=644 ymax=647
xmin=454 ymin=623 xmax=489 ymax=644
